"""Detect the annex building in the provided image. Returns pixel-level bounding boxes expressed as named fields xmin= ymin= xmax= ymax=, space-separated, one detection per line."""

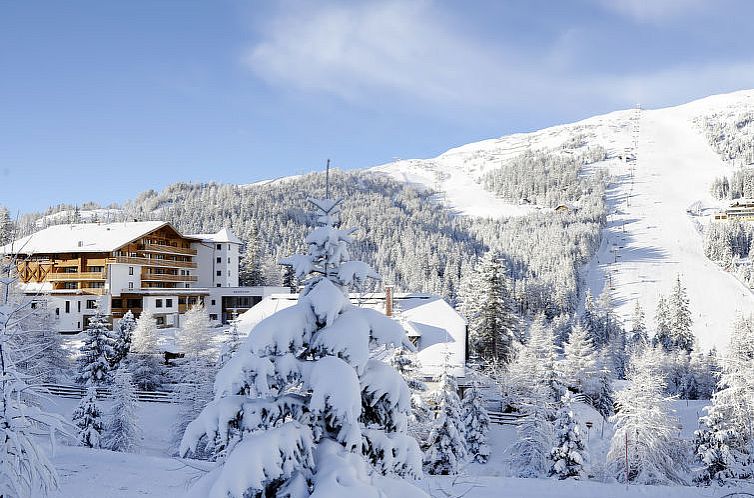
xmin=1 ymin=221 xmax=289 ymax=332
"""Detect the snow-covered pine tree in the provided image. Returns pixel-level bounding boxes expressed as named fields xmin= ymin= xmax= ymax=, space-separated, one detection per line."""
xmin=72 ymin=387 xmax=103 ymax=449
xmin=424 ymin=355 xmax=467 ymax=474
xmin=608 ymin=348 xmax=686 ymax=484
xmin=127 ymin=311 xmax=163 ymax=391
xmin=560 ymin=323 xmax=596 ymax=393
xmin=653 ymin=295 xmax=672 ymax=351
xmin=111 ymin=310 xmax=136 ymax=369
xmin=239 ymin=224 xmax=265 ymax=286
xmin=694 ymin=315 xmax=754 ymax=485
xmin=173 ymin=304 xmax=215 ymax=458
xmin=461 ymin=383 xmax=490 ymax=464
xmin=389 ymin=346 xmax=431 ymax=441
xmin=668 ymin=275 xmax=694 ymax=353
xmin=0 ymin=206 xmax=13 ymax=246
xmin=0 ymin=259 xmax=69 ymax=496
xmin=103 ymin=368 xmax=142 ymax=453
xmin=75 ymin=301 xmax=116 ymax=386
xmin=15 ymin=301 xmax=70 ymax=383
xmin=460 ymin=252 xmax=518 ymax=364
xmin=179 ymin=196 xmax=426 ymax=497
xmin=549 ymin=392 xmax=586 ymax=479
xmin=627 ymin=301 xmax=648 ymax=347
xmin=510 ymin=382 xmax=553 ymax=478
xmin=587 ymin=351 xmax=615 ymax=420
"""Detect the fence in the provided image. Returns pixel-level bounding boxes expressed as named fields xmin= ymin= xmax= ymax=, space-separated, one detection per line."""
xmin=487 ymin=411 xmax=526 ymax=426
xmin=40 ymin=383 xmax=176 ymax=403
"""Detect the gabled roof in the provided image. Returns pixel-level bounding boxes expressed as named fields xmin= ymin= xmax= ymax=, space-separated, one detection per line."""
xmin=188 ymin=228 xmax=242 ymax=245
xmin=1 ymin=221 xmax=172 ymax=255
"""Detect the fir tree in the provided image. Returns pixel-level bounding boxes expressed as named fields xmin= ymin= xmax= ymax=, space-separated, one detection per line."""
xmin=127 ymin=312 xmax=163 ymax=391
xmin=510 ymin=383 xmax=553 ymax=478
xmin=424 ymin=359 xmax=467 ymax=475
xmin=179 ymin=195 xmax=425 ymax=496
xmin=239 ymin=224 xmax=265 ymax=286
xmin=694 ymin=315 xmax=754 ymax=485
xmin=103 ymin=368 xmax=142 ymax=453
xmin=668 ymin=275 xmax=694 ymax=353
xmin=653 ymin=295 xmax=672 ymax=351
xmin=608 ymin=349 xmax=686 ymax=484
xmin=0 ymin=206 xmax=13 ymax=246
xmin=111 ymin=310 xmax=136 ymax=369
xmin=72 ymin=387 xmax=103 ymax=449
xmin=549 ymin=392 xmax=586 ymax=479
xmin=588 ymin=351 xmax=615 ymax=420
xmin=75 ymin=302 xmax=116 ymax=386
xmin=560 ymin=323 xmax=596 ymax=393
xmin=461 ymin=383 xmax=490 ymax=464
xmin=627 ymin=301 xmax=648 ymax=347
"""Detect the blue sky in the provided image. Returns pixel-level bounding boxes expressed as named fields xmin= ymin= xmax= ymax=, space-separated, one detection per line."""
xmin=2 ymin=0 xmax=754 ymax=214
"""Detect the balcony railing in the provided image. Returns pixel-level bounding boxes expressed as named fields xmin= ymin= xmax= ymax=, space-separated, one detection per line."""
xmin=109 ymin=256 xmax=196 ymax=269
xmin=140 ymin=243 xmax=197 ymax=256
xmin=140 ymin=273 xmax=198 ymax=282
xmin=47 ymin=272 xmax=106 ymax=281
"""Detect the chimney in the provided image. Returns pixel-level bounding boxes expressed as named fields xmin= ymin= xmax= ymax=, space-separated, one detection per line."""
xmin=385 ymin=284 xmax=394 ymax=317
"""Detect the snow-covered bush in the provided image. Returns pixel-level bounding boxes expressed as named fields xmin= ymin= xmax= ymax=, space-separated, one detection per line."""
xmin=72 ymin=387 xmax=103 ymax=449
xmin=179 ymin=196 xmax=426 ymax=497
xmin=424 ymin=361 xmax=467 ymax=474
xmin=111 ymin=310 xmax=136 ymax=368
xmin=127 ymin=311 xmax=163 ymax=391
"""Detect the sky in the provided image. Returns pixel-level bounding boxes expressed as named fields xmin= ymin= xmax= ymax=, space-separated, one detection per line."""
xmin=2 ymin=0 xmax=754 ymax=215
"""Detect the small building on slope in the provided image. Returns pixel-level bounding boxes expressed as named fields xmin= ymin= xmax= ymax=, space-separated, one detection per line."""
xmin=234 ymin=291 xmax=467 ymax=379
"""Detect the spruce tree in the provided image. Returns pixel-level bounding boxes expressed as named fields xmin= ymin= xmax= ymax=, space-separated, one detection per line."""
xmin=127 ymin=311 xmax=163 ymax=391
xmin=179 ymin=196 xmax=426 ymax=496
xmin=549 ymin=392 xmax=586 ymax=479
xmin=510 ymin=383 xmax=553 ymax=478
xmin=560 ymin=323 xmax=596 ymax=393
xmin=424 ymin=359 xmax=467 ymax=475
xmin=239 ymin=225 xmax=265 ymax=286
xmin=103 ymin=368 xmax=142 ymax=453
xmin=668 ymin=275 xmax=694 ymax=353
xmin=111 ymin=310 xmax=136 ymax=368
xmin=653 ymin=295 xmax=672 ymax=351
xmin=627 ymin=301 xmax=648 ymax=347
xmin=461 ymin=383 xmax=490 ymax=464
xmin=0 ymin=206 xmax=13 ymax=246
xmin=75 ymin=303 xmax=116 ymax=386
xmin=72 ymin=387 xmax=103 ymax=449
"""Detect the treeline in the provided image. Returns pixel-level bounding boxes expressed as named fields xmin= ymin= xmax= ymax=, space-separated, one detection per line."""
xmin=696 ymin=110 xmax=754 ymax=165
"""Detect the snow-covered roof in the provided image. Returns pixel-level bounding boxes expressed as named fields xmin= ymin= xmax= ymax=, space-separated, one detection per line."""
xmin=188 ymin=228 xmax=242 ymax=245
xmin=235 ymin=292 xmax=466 ymax=379
xmin=1 ymin=221 xmax=171 ymax=255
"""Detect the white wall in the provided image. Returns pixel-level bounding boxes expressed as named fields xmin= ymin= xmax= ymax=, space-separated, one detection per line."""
xmin=50 ymin=295 xmax=109 ymax=333
xmin=108 ymin=263 xmax=141 ymax=296
xmin=192 ymin=241 xmax=241 ymax=288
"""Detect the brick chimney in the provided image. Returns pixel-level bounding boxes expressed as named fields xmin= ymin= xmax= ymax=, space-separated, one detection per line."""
xmin=385 ymin=284 xmax=394 ymax=317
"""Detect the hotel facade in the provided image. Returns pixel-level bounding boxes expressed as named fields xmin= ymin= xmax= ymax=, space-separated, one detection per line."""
xmin=2 ymin=221 xmax=288 ymax=332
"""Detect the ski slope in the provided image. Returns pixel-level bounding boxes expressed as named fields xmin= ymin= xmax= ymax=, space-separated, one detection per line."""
xmin=373 ymin=90 xmax=754 ymax=351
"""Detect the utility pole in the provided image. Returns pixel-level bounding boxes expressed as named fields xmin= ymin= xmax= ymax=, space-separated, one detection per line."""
xmin=325 ymin=158 xmax=331 ymax=199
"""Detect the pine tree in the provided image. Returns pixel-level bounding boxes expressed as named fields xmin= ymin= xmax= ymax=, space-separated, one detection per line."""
xmin=510 ymin=383 xmax=553 ymax=478
xmin=424 ymin=359 xmax=467 ymax=474
xmin=653 ymin=295 xmax=672 ymax=350
xmin=694 ymin=315 xmax=754 ymax=485
xmin=127 ymin=311 xmax=163 ymax=391
xmin=588 ymin=351 xmax=615 ymax=420
xmin=75 ymin=302 xmax=116 ymax=386
xmin=239 ymin=225 xmax=265 ymax=286
xmin=608 ymin=349 xmax=686 ymax=484
xmin=0 ymin=206 xmax=13 ymax=246
xmin=179 ymin=196 xmax=425 ymax=496
xmin=668 ymin=275 xmax=694 ymax=353
xmin=72 ymin=387 xmax=103 ymax=449
xmin=460 ymin=252 xmax=518 ymax=364
xmin=461 ymin=383 xmax=490 ymax=464
xmin=103 ymin=368 xmax=142 ymax=453
xmin=560 ymin=323 xmax=596 ymax=393
xmin=549 ymin=392 xmax=586 ymax=479
xmin=14 ymin=302 xmax=70 ymax=383
xmin=627 ymin=301 xmax=648 ymax=347
xmin=111 ymin=310 xmax=136 ymax=369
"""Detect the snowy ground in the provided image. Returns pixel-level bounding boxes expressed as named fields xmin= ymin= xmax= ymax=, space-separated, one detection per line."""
xmin=38 ymin=397 xmax=754 ymax=497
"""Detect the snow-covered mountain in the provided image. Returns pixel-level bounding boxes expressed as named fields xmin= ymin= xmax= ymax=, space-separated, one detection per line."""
xmin=372 ymin=89 xmax=754 ymax=351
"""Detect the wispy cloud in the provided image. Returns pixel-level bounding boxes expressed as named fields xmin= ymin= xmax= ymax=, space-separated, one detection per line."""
xmin=591 ymin=0 xmax=709 ymax=23
xmin=242 ymin=0 xmax=754 ymax=117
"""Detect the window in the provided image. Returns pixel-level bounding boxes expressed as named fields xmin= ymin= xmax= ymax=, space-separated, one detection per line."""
xmin=128 ymin=282 xmax=134 ymax=289
xmin=185 ymin=283 xmax=190 ymax=288
xmin=227 ymin=257 xmax=230 ymax=263
xmin=86 ymin=300 xmax=96 ymax=310
xmin=156 ymin=316 xmax=165 ymax=326
xmin=65 ymin=301 xmax=70 ymax=313
xmin=64 ymin=282 xmax=77 ymax=289
xmin=216 ymin=257 xmax=221 ymax=263
xmin=128 ymin=266 xmax=134 ymax=275
xmin=112 ymin=299 xmax=123 ymax=308
xmin=126 ymin=299 xmax=141 ymax=309
xmin=216 ymin=283 xmax=221 ymax=287
xmin=211 ymin=299 xmax=216 ymax=306
xmin=228 ymin=244 xmax=231 ymax=250
xmin=87 ymin=266 xmax=104 ymax=272
xmin=210 ymin=314 xmax=218 ymax=321
xmin=166 ymin=299 xmax=173 ymax=308
xmin=155 ymin=299 xmax=163 ymax=308
xmin=216 ymin=244 xmax=222 ymax=250
xmin=77 ymin=301 xmax=81 ymax=312
xmin=30 ymin=302 xmax=37 ymax=309
xmin=55 ymin=308 xmax=59 ymax=316
xmin=216 ymin=270 xmax=222 ymax=276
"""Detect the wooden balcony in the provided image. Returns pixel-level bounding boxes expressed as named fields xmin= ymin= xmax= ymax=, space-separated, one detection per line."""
xmin=47 ymin=272 xmax=106 ymax=281
xmin=140 ymin=273 xmax=198 ymax=282
xmin=110 ymin=256 xmax=196 ymax=269
xmin=140 ymin=243 xmax=197 ymax=256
